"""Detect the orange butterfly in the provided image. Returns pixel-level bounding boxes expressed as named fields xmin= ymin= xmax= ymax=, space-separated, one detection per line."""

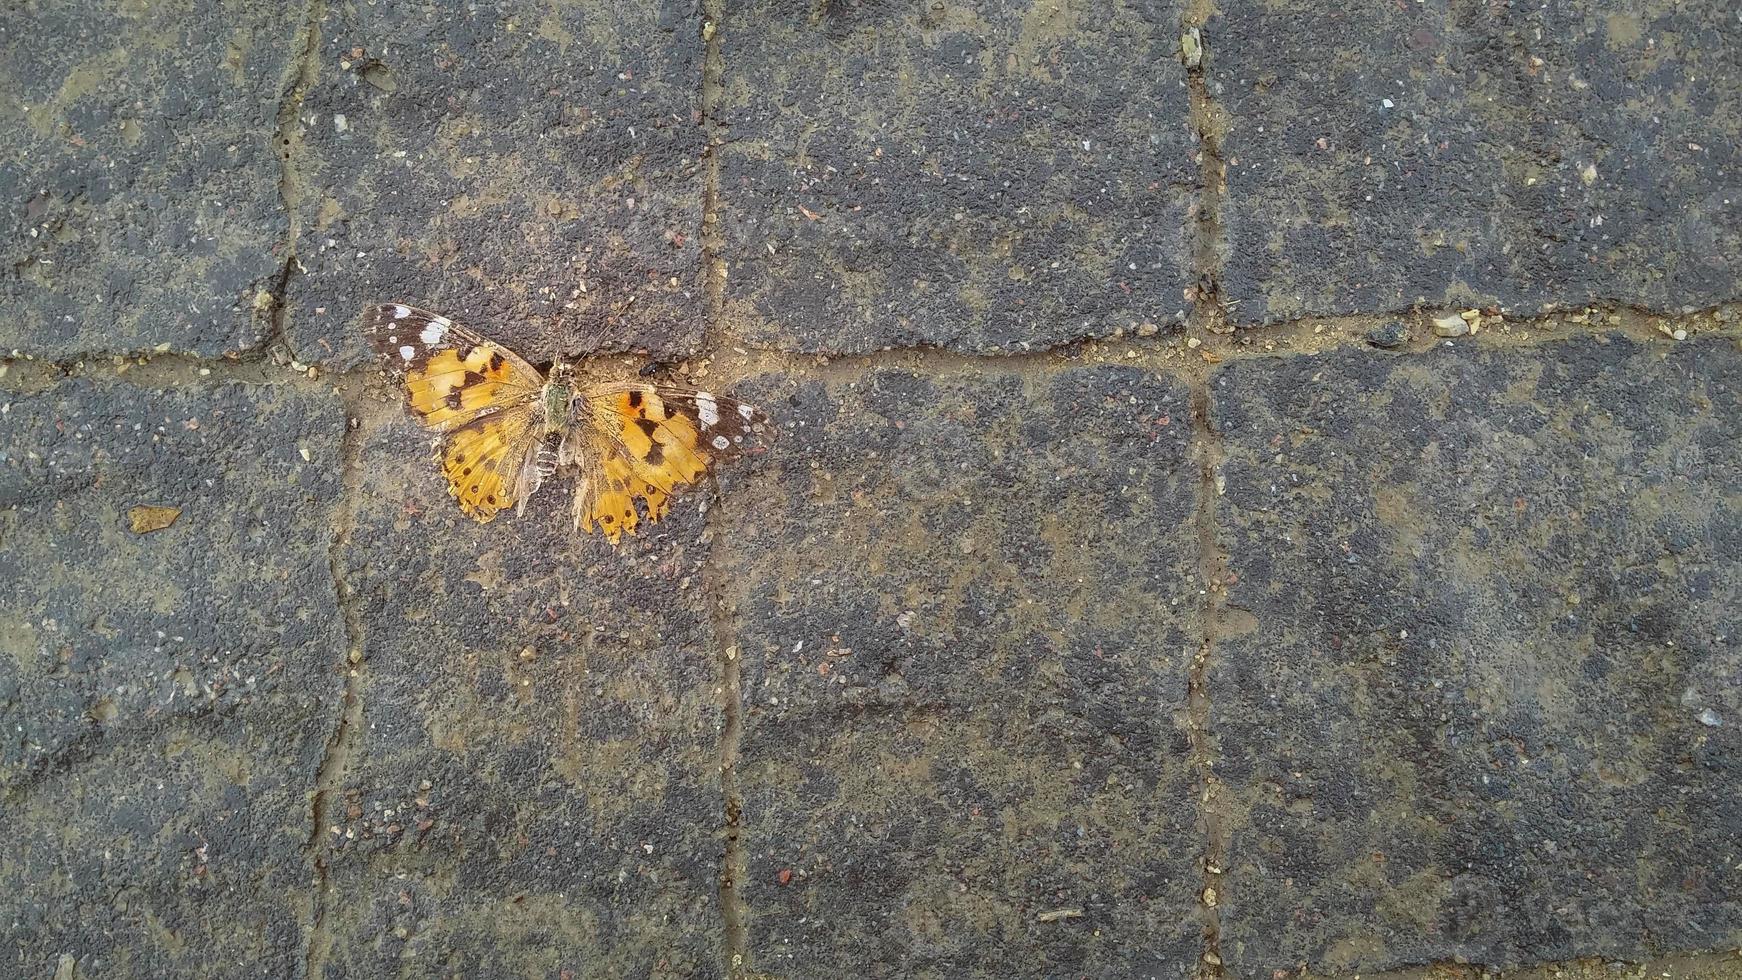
xmin=364 ymin=303 xmax=769 ymax=542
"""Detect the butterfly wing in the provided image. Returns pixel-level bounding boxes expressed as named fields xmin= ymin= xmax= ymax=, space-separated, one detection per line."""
xmin=571 ymin=434 xmax=658 ymax=543
xmin=438 ymin=404 xmax=544 ymax=522
xmin=574 ymin=383 xmax=770 ymax=542
xmin=363 ymin=303 xmax=544 ymax=431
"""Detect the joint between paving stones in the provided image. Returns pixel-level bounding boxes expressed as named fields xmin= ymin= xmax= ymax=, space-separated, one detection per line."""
xmin=703 ymin=499 xmax=751 ymax=980
xmin=269 ymin=0 xmax=323 ymax=370
xmin=1186 ymin=371 xmax=1230 ymax=979
xmin=301 ymin=381 xmax=370 ymax=980
xmin=1180 ymin=6 xmax=1234 ymax=972
xmin=699 ymin=0 xmax=730 ymax=357
xmin=696 ymin=2 xmax=752 ymax=974
xmin=1182 ymin=1 xmax=1230 ymax=340
xmin=4 ymin=304 xmax=1736 ymax=402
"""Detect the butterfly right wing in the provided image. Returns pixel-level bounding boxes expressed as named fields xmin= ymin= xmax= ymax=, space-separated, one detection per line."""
xmin=569 ymin=432 xmax=659 ymax=543
xmin=363 ymin=303 xmax=544 ymax=431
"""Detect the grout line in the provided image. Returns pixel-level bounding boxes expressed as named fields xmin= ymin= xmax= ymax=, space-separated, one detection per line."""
xmin=697 ymin=0 xmax=751 ymax=975
xmin=1182 ymin=5 xmax=1228 ymax=342
xmin=1185 ymin=376 xmax=1230 ymax=979
xmin=276 ymin=4 xmax=341 ymax=972
xmin=4 ymin=300 xmax=1738 ymax=401
xmin=302 ymin=379 xmax=370 ymax=980
xmin=5 ymin=305 xmax=1738 ymax=400
xmin=1182 ymin=5 xmax=1230 ymax=975
xmin=699 ymin=0 xmax=730 ymax=357
xmin=704 ymin=498 xmax=750 ymax=980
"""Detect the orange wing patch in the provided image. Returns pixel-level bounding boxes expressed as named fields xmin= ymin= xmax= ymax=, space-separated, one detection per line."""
xmin=363 ymin=304 xmax=542 ymax=432
xmin=575 ymin=384 xmax=770 ymax=544
xmin=601 ymin=389 xmax=710 ymax=489
xmin=406 ymin=346 xmax=531 ymax=430
xmin=440 ymin=407 xmax=539 ymax=522
xmin=576 ymin=447 xmax=675 ymax=544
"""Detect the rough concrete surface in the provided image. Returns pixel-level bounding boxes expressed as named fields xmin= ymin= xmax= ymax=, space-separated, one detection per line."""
xmin=717 ymin=0 xmax=1198 ymax=354
xmin=1 ymin=381 xmax=347 ymax=976
xmin=1 ymin=1 xmax=301 ymax=358
xmin=1214 ymin=1 xmax=1742 ymax=323
xmin=3 ymin=1 xmax=1740 ymax=979
xmin=285 ymin=0 xmax=708 ymax=369
xmin=718 ymin=367 xmax=1202 ymax=977
xmin=1211 ymin=336 xmax=1741 ymax=974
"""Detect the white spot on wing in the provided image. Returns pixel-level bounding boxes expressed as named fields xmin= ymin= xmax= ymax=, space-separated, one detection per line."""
xmin=420 ymin=321 xmax=447 ymax=344
xmin=399 ymin=345 xmax=416 ymax=361
xmin=696 ymin=392 xmax=720 ymax=427
xmin=738 ymin=403 xmax=756 ymax=420
xmin=393 ymin=305 xmax=412 ymax=319
xmin=712 ymin=435 xmax=730 ymax=450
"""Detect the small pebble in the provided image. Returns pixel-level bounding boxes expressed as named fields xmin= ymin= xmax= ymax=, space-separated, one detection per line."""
xmin=1699 ymin=708 xmax=1722 ymax=727
xmin=1432 ymin=314 xmax=1470 ymax=337
xmin=1366 ymin=321 xmax=1410 ymax=349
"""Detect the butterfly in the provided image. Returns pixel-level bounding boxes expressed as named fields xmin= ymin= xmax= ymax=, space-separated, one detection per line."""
xmin=363 ymin=303 xmax=770 ymax=543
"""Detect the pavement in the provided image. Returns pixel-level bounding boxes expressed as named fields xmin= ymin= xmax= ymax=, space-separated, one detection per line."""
xmin=2 ymin=1 xmax=1739 ymax=978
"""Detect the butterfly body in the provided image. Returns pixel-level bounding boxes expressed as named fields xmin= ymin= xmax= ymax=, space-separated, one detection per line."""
xmin=540 ymin=364 xmax=580 ymax=437
xmin=364 ymin=303 xmax=768 ymax=542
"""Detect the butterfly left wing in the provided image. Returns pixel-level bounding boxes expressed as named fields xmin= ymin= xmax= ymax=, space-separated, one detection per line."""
xmin=363 ymin=303 xmax=544 ymax=431
xmin=438 ymin=403 xmax=544 ymax=522
xmin=575 ymin=383 xmax=770 ymax=542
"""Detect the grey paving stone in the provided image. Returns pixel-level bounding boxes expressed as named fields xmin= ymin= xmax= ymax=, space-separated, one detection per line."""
xmin=1210 ymin=335 xmax=1742 ymax=973
xmin=309 ymin=415 xmax=729 ymax=978
xmin=0 ymin=381 xmax=348 ymax=977
xmin=286 ymin=1 xmax=706 ymax=369
xmin=718 ymin=366 xmax=1204 ymax=978
xmin=0 ymin=2 xmax=301 ymax=358
xmin=717 ymin=1 xmax=1198 ymax=354
xmin=1213 ymin=2 xmax=1742 ymax=323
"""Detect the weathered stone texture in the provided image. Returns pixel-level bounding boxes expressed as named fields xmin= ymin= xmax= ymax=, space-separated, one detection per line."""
xmin=1210 ymin=336 xmax=1742 ymax=973
xmin=1215 ymin=2 xmax=1742 ymax=322
xmin=0 ymin=2 xmax=302 ymax=357
xmin=718 ymin=0 xmax=1198 ymax=354
xmin=0 ymin=381 xmax=347 ymax=976
xmin=307 ymin=413 xmax=729 ymax=978
xmin=286 ymin=0 xmax=707 ymax=369
xmin=718 ymin=366 xmax=1205 ymax=978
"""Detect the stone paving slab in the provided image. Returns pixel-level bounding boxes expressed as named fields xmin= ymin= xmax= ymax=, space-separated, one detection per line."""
xmin=1209 ymin=335 xmax=1742 ymax=974
xmin=0 ymin=381 xmax=347 ymax=976
xmin=286 ymin=1 xmax=706 ymax=369
xmin=308 ymin=414 xmax=730 ymax=978
xmin=1213 ymin=2 xmax=1742 ymax=323
xmin=0 ymin=2 xmax=301 ymax=358
xmin=717 ymin=1 xmax=1198 ymax=355
xmin=717 ymin=366 xmax=1204 ymax=978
